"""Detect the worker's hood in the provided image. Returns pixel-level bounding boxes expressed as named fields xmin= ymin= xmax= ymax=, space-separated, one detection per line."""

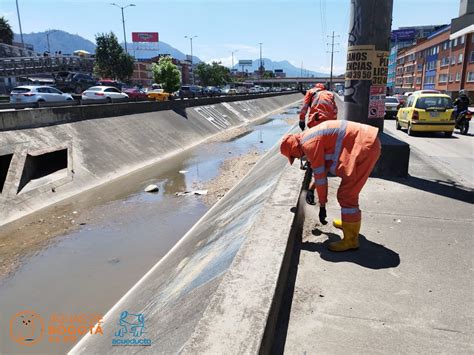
xmin=280 ymin=134 xmax=304 ymax=165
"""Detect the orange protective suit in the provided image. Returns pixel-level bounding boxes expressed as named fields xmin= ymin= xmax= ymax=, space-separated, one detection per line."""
xmin=280 ymin=120 xmax=380 ymax=223
xmin=299 ymin=86 xmax=338 ymax=128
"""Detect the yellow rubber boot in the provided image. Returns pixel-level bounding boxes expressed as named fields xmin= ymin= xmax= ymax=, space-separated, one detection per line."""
xmin=332 ymin=219 xmax=342 ymax=230
xmin=328 ymin=220 xmax=361 ymax=252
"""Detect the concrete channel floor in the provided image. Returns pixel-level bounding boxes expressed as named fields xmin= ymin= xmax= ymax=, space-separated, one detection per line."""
xmin=278 ymin=147 xmax=473 ymax=353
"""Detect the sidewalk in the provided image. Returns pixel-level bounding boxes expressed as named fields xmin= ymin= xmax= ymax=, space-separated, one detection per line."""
xmin=278 ymin=148 xmax=473 ymax=353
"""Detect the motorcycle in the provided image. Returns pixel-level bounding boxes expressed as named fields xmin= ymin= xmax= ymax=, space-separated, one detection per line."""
xmin=455 ymin=109 xmax=472 ymax=135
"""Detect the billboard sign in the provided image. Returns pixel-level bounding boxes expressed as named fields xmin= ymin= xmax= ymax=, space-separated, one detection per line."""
xmin=132 ymin=32 xmax=159 ymax=43
xmin=238 ymin=60 xmax=253 ymax=65
xmin=274 ymin=69 xmax=284 ymax=73
xmin=391 ymin=29 xmax=416 ymax=42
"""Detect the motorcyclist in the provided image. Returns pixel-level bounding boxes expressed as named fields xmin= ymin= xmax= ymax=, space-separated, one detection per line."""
xmin=453 ymin=90 xmax=471 ymax=123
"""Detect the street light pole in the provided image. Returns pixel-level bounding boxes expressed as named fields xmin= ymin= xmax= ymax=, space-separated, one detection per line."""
xmin=185 ymin=35 xmax=197 ymax=84
xmin=258 ymin=42 xmax=263 ymax=76
xmin=15 ymin=0 xmax=24 ymax=48
xmin=231 ymin=49 xmax=239 ymax=71
xmin=111 ymin=3 xmax=136 ymax=54
xmin=46 ymin=30 xmax=57 ymax=53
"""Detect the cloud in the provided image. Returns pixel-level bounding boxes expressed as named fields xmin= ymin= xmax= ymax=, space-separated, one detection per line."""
xmin=223 ymin=43 xmax=259 ymax=55
xmin=206 ymin=55 xmax=233 ymax=67
xmin=317 ymin=65 xmax=346 ymax=75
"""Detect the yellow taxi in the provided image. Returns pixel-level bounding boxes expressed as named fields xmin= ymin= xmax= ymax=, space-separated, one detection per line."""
xmin=396 ymin=91 xmax=455 ymax=137
xmin=147 ymin=89 xmax=170 ymax=102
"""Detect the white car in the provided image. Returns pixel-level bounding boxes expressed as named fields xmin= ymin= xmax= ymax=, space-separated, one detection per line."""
xmin=81 ymin=86 xmax=129 ymax=102
xmin=10 ymin=86 xmax=74 ymax=104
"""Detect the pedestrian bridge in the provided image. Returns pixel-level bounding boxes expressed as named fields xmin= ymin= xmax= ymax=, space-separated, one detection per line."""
xmin=253 ymin=76 xmax=345 ymax=85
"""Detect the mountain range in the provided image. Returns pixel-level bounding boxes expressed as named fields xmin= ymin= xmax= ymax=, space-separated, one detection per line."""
xmin=14 ymin=30 xmax=328 ymax=77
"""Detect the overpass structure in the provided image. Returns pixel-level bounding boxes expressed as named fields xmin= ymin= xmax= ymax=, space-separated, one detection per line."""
xmin=253 ymin=76 xmax=345 ymax=85
xmin=0 ymin=56 xmax=94 ymax=77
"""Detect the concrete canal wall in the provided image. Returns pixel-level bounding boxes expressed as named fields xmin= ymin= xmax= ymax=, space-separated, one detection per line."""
xmin=0 ymin=93 xmax=302 ymax=226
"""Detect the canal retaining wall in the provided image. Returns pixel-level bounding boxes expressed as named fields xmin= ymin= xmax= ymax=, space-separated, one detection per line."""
xmin=0 ymin=93 xmax=302 ymax=226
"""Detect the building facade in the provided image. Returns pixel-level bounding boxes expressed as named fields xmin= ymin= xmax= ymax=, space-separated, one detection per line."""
xmin=391 ymin=0 xmax=474 ymax=100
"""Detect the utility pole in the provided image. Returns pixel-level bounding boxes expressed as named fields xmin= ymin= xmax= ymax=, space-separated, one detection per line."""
xmin=343 ymin=0 xmax=393 ymax=132
xmin=327 ymin=31 xmax=339 ymax=90
xmin=111 ymin=3 xmax=136 ymax=54
xmin=300 ymin=61 xmax=303 ymax=77
xmin=15 ymin=0 xmax=24 ymax=48
xmin=185 ymin=35 xmax=197 ymax=84
xmin=258 ymin=42 xmax=263 ymax=76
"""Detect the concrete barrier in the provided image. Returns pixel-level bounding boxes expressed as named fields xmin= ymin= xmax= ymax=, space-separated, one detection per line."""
xmin=0 ymin=93 xmax=302 ymax=226
xmin=70 ymin=129 xmax=306 ymax=354
xmin=0 ymin=92 xmax=298 ymax=132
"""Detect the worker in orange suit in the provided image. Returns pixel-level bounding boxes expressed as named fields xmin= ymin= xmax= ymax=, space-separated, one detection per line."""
xmin=280 ymin=120 xmax=381 ymax=251
xmin=299 ymin=83 xmax=338 ymax=131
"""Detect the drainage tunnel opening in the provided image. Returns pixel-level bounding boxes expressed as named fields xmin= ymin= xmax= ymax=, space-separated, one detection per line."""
xmin=18 ymin=149 xmax=68 ymax=193
xmin=0 ymin=154 xmax=13 ymax=194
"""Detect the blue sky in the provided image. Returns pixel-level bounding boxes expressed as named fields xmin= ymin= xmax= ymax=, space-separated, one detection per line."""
xmin=1 ymin=0 xmax=460 ymax=74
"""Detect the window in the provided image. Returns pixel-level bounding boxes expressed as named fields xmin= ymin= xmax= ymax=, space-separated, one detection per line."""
xmin=443 ymin=42 xmax=448 ymax=50
xmin=460 ymin=35 xmax=465 ymax=45
xmin=415 ymin=97 xmax=453 ymax=110
xmin=441 ymin=57 xmax=450 ymax=66
xmin=438 ymin=74 xmax=448 ymax=83
xmin=417 ymin=64 xmax=423 ymax=71
xmin=407 ymin=96 xmax=415 ymax=107
xmin=416 ymin=77 xmax=422 ymax=84
xmin=456 ymin=72 xmax=461 ymax=82
xmin=451 ymin=56 xmax=456 ymax=65
xmin=458 ymin=53 xmax=463 ymax=63
xmin=454 ymin=38 xmax=458 ymax=46
xmin=467 ymin=72 xmax=474 ymax=82
xmin=449 ymin=74 xmax=454 ymax=82
xmin=470 ymin=51 xmax=474 ymax=63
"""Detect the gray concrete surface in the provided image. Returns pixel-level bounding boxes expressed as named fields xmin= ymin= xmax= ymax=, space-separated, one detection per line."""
xmin=181 ymin=139 xmax=305 ymax=354
xmin=280 ymin=123 xmax=473 ymax=354
xmin=69 ymin=130 xmax=302 ymax=355
xmin=0 ymin=93 xmax=302 ymax=226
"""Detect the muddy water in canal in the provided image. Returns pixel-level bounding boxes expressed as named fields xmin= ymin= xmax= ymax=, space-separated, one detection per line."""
xmin=0 ymin=107 xmax=298 ymax=354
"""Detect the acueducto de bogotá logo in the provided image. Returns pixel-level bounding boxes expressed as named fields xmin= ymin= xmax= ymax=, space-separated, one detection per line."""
xmin=10 ymin=310 xmax=104 ymax=346
xmin=112 ymin=311 xmax=152 ymax=346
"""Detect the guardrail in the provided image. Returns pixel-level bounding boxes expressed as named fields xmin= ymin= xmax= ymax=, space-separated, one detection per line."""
xmin=0 ymin=56 xmax=94 ymax=77
xmin=0 ymin=91 xmax=301 ymax=132
xmin=0 ymin=91 xmax=299 ymax=110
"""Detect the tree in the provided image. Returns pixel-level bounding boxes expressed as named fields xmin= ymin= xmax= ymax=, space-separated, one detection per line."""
xmin=94 ymin=32 xmax=134 ymax=82
xmin=195 ymin=62 xmax=231 ymax=86
xmin=151 ymin=56 xmax=181 ymax=93
xmin=0 ymin=16 xmax=13 ymax=45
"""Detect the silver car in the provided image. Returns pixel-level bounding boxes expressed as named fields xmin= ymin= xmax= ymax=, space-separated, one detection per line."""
xmin=10 ymin=85 xmax=74 ymax=104
xmin=81 ymin=86 xmax=129 ymax=102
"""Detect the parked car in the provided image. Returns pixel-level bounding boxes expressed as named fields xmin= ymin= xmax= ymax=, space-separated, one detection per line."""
xmin=147 ymin=88 xmax=170 ymax=102
xmin=249 ymin=87 xmax=258 ymax=94
xmin=81 ymin=86 xmax=129 ymax=102
xmin=124 ymin=88 xmax=148 ymax=101
xmin=384 ymin=96 xmax=400 ymax=119
xmin=178 ymin=85 xmax=203 ymax=99
xmin=54 ymin=72 xmax=98 ymax=94
xmin=396 ymin=92 xmax=455 ymax=137
xmin=97 ymin=79 xmax=124 ymax=91
xmin=393 ymin=94 xmax=406 ymax=106
xmin=10 ymin=85 xmax=74 ymax=105
xmin=203 ymin=86 xmax=222 ymax=97
xmin=224 ymin=88 xmax=237 ymax=95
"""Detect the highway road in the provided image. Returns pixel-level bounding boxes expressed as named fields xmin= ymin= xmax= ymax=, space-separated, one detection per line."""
xmin=384 ymin=119 xmax=474 ymax=189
